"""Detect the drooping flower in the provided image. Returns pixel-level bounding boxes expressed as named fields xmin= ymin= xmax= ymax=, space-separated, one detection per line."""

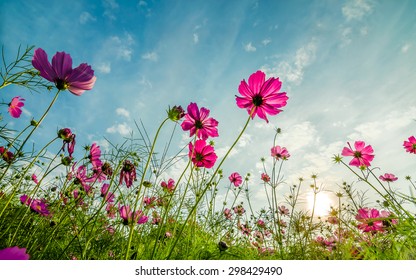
xmin=188 ymin=139 xmax=218 ymax=168
xmin=181 ymin=102 xmax=219 ymax=140
xmin=341 ymin=141 xmax=374 ymax=168
xmin=403 ymin=136 xmax=416 ymax=154
xmin=228 ymin=172 xmax=243 ymax=187
xmin=0 ymin=246 xmax=29 ymax=260
xmin=223 ymin=208 xmax=232 ymax=220
xmin=119 ymin=160 xmax=136 ymax=188
xmin=69 ymin=164 xmax=92 ymax=192
xmin=379 ymin=173 xmax=398 ymax=182
xmin=29 ymin=174 xmax=38 ymax=185
xmin=271 ymin=145 xmax=290 ymax=160
xmin=161 ymin=178 xmax=175 ymax=193
xmin=8 ymin=96 xmax=25 ymax=118
xmin=0 ymin=146 xmax=14 ymax=163
xmin=235 ymin=70 xmax=288 ymax=123
xmin=32 ymin=48 xmax=96 ymax=96
xmin=355 ymin=208 xmax=384 ymax=233
xmin=89 ymin=143 xmax=102 ymax=169
xmin=58 ymin=128 xmax=76 ymax=158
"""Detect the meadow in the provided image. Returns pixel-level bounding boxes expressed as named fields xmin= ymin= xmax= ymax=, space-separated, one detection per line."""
xmin=1 ymin=45 xmax=415 ymax=260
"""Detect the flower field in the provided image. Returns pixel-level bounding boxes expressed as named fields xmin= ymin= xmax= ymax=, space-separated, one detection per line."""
xmin=1 ymin=46 xmax=415 ymax=260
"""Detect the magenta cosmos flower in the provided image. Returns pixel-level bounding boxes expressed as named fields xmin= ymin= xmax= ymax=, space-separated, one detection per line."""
xmin=8 ymin=96 xmax=25 ymax=118
xmin=188 ymin=139 xmax=218 ymax=168
xmin=119 ymin=205 xmax=148 ymax=225
xmin=89 ymin=143 xmax=103 ymax=169
xmin=0 ymin=246 xmax=29 ymax=260
xmin=236 ymin=70 xmax=288 ymax=123
xmin=271 ymin=145 xmax=290 ymax=160
xmin=379 ymin=173 xmax=398 ymax=182
xmin=0 ymin=146 xmax=14 ymax=163
xmin=119 ymin=160 xmax=136 ymax=188
xmin=32 ymin=48 xmax=96 ymax=96
xmin=181 ymin=102 xmax=219 ymax=140
xmin=161 ymin=178 xmax=175 ymax=193
xmin=355 ymin=208 xmax=384 ymax=233
xmin=341 ymin=141 xmax=374 ymax=168
xmin=228 ymin=172 xmax=243 ymax=187
xmin=403 ymin=136 xmax=416 ymax=154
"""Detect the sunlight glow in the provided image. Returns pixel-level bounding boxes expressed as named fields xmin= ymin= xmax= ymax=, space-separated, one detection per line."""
xmin=307 ymin=192 xmax=332 ymax=217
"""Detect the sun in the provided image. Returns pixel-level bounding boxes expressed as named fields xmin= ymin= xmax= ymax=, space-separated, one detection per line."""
xmin=307 ymin=192 xmax=332 ymax=217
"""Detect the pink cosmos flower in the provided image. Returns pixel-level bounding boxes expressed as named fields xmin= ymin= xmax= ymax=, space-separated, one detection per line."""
xmin=31 ymin=174 xmax=39 ymax=184
xmin=341 ymin=141 xmax=375 ymax=168
xmin=100 ymin=183 xmax=115 ymax=203
xmin=69 ymin=164 xmax=92 ymax=192
xmin=403 ymin=136 xmax=416 ymax=154
xmin=8 ymin=96 xmax=25 ymax=118
xmin=228 ymin=172 xmax=243 ymax=187
xmin=89 ymin=143 xmax=102 ymax=169
xmin=161 ymin=178 xmax=175 ymax=193
xmin=223 ymin=208 xmax=232 ymax=220
xmin=236 ymin=70 xmax=288 ymax=122
xmin=20 ymin=195 xmax=50 ymax=216
xmin=379 ymin=173 xmax=398 ymax=182
xmin=119 ymin=160 xmax=136 ymax=188
xmin=181 ymin=102 xmax=219 ymax=140
xmin=355 ymin=208 xmax=384 ymax=233
xmin=188 ymin=139 xmax=218 ymax=168
xmin=256 ymin=219 xmax=266 ymax=229
xmin=261 ymin=173 xmax=270 ymax=183
xmin=0 ymin=146 xmax=14 ymax=163
xmin=271 ymin=145 xmax=290 ymax=160
xmin=0 ymin=246 xmax=29 ymax=260
xmin=233 ymin=205 xmax=245 ymax=216
xmin=32 ymin=48 xmax=96 ymax=95
xmin=30 ymin=199 xmax=51 ymax=216
xmin=119 ymin=205 xmax=148 ymax=225
xmin=278 ymin=205 xmax=290 ymax=216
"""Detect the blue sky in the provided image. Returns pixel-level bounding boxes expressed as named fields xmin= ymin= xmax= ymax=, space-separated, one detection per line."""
xmin=1 ymin=0 xmax=416 ymax=214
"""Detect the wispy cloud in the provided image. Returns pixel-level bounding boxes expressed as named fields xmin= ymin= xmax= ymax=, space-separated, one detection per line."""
xmin=342 ymin=0 xmax=373 ymax=21
xmin=262 ymin=39 xmax=271 ymax=46
xmin=244 ymin=42 xmax=256 ymax=52
xmin=79 ymin=11 xmax=97 ymax=24
xmin=401 ymin=43 xmax=411 ymax=54
xmin=142 ymin=51 xmax=158 ymax=61
xmin=103 ymin=0 xmax=119 ymax=20
xmin=263 ymin=39 xmax=317 ymax=85
xmin=193 ymin=33 xmax=199 ymax=44
xmin=96 ymin=62 xmax=111 ymax=74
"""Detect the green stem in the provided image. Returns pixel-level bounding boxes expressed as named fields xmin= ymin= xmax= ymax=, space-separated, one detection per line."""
xmin=124 ymin=117 xmax=169 ymax=260
xmin=166 ymin=115 xmax=252 ymax=259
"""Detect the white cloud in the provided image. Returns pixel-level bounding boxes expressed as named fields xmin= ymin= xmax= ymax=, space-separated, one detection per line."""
xmin=116 ymin=108 xmax=130 ymax=118
xmin=79 ymin=11 xmax=97 ymax=24
xmin=401 ymin=43 xmax=411 ymax=53
xmin=142 ymin=51 xmax=158 ymax=61
xmin=106 ymin=122 xmax=132 ymax=136
xmin=244 ymin=42 xmax=256 ymax=52
xmin=342 ymin=0 xmax=373 ymax=21
xmin=96 ymin=62 xmax=111 ymax=74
